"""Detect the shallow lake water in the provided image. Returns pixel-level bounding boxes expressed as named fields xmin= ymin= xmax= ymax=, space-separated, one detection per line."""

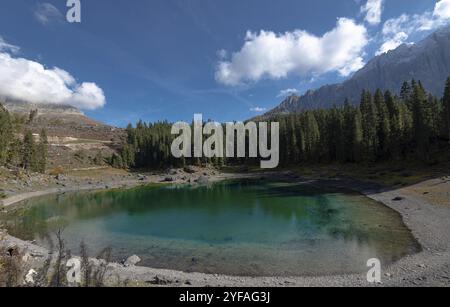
xmin=2 ymin=180 xmax=420 ymax=276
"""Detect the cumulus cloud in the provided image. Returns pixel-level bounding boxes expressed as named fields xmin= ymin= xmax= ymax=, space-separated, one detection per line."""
xmin=377 ymin=0 xmax=450 ymax=55
xmin=34 ymin=3 xmax=63 ymax=25
xmin=250 ymin=107 xmax=267 ymax=112
xmin=216 ymin=18 xmax=368 ymax=86
xmin=0 ymin=40 xmax=106 ymax=110
xmin=434 ymin=0 xmax=450 ymax=19
xmin=277 ymin=88 xmax=299 ymax=97
xmin=361 ymin=0 xmax=384 ymax=25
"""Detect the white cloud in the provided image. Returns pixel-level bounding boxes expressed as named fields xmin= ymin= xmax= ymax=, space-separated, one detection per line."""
xmin=34 ymin=3 xmax=63 ymax=25
xmin=216 ymin=18 xmax=368 ymax=86
xmin=216 ymin=49 xmax=228 ymax=60
xmin=376 ymin=31 xmax=408 ymax=55
xmin=338 ymin=56 xmax=365 ymax=77
xmin=434 ymin=0 xmax=450 ymax=19
xmin=377 ymin=0 xmax=450 ymax=55
xmin=361 ymin=0 xmax=384 ymax=25
xmin=250 ymin=107 xmax=267 ymax=112
xmin=277 ymin=88 xmax=299 ymax=97
xmin=0 ymin=37 xmax=20 ymax=54
xmin=0 ymin=40 xmax=106 ymax=110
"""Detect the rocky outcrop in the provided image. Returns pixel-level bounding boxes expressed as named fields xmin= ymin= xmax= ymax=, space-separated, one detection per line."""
xmin=124 ymin=255 xmax=142 ymax=267
xmin=266 ymin=25 xmax=450 ymax=115
xmin=2 ymin=101 xmax=84 ymax=116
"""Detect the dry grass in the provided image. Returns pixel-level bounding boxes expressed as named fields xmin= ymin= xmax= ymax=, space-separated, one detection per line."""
xmin=48 ymin=167 xmax=65 ymax=176
xmin=0 ymin=244 xmax=24 ymax=287
xmin=66 ymin=167 xmax=129 ymax=179
xmin=0 ymin=230 xmax=113 ymax=287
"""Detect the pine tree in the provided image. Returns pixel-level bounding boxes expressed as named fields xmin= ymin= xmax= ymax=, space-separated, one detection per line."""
xmin=400 ymin=81 xmax=412 ymax=105
xmin=28 ymin=109 xmax=38 ymax=124
xmin=35 ymin=129 xmax=48 ymax=173
xmin=443 ymin=77 xmax=450 ymax=143
xmin=110 ymin=153 xmax=124 ymax=169
xmin=22 ymin=131 xmax=36 ymax=171
xmin=303 ymin=112 xmax=320 ymax=161
xmin=374 ymin=89 xmax=391 ymax=159
xmin=352 ymin=108 xmax=363 ymax=162
xmin=0 ymin=104 xmax=13 ymax=165
xmin=343 ymin=101 xmax=363 ymax=162
xmin=411 ymin=81 xmax=431 ymax=159
xmin=360 ymin=90 xmax=378 ymax=161
xmin=343 ymin=101 xmax=354 ymax=162
xmin=384 ymin=91 xmax=401 ymax=159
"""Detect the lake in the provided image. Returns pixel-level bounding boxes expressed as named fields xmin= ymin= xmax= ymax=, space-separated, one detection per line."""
xmin=1 ymin=180 xmax=420 ymax=276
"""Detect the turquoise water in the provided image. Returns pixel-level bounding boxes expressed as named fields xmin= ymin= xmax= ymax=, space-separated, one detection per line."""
xmin=2 ymin=180 xmax=420 ymax=276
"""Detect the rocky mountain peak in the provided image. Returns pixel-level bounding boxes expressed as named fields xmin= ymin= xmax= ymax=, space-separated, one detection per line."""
xmin=265 ymin=25 xmax=450 ymax=116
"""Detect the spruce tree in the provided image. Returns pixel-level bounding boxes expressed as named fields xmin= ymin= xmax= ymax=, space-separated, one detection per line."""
xmin=22 ymin=131 xmax=36 ymax=171
xmin=36 ymin=129 xmax=48 ymax=173
xmin=443 ymin=77 xmax=450 ymax=143
xmin=360 ymin=90 xmax=378 ymax=161
xmin=384 ymin=91 xmax=401 ymax=159
xmin=374 ymin=89 xmax=391 ymax=159
xmin=411 ymin=82 xmax=431 ymax=159
xmin=400 ymin=81 xmax=412 ymax=105
xmin=352 ymin=108 xmax=363 ymax=162
xmin=0 ymin=104 xmax=13 ymax=165
xmin=303 ymin=112 xmax=320 ymax=161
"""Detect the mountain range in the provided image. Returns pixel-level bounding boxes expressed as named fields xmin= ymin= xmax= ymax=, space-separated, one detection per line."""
xmin=266 ymin=25 xmax=450 ymax=116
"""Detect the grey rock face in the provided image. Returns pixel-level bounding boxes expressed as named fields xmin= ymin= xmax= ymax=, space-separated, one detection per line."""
xmin=267 ymin=25 xmax=450 ymax=115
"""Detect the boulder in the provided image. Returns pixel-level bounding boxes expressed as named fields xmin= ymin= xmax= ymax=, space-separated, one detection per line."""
xmin=124 ymin=255 xmax=141 ymax=267
xmin=183 ymin=166 xmax=197 ymax=174
xmin=168 ymin=169 xmax=178 ymax=175
xmin=137 ymin=174 xmax=148 ymax=181
xmin=163 ymin=176 xmax=175 ymax=182
xmin=25 ymin=269 xmax=37 ymax=285
xmin=55 ymin=174 xmax=66 ymax=181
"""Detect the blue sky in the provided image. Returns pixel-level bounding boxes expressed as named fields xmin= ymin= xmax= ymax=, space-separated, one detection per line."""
xmin=0 ymin=0 xmax=448 ymax=126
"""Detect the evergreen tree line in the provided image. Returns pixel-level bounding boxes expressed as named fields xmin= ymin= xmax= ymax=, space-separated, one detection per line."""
xmin=117 ymin=77 xmax=450 ymax=169
xmin=109 ymin=121 xmax=226 ymax=169
xmin=0 ymin=104 xmax=48 ymax=173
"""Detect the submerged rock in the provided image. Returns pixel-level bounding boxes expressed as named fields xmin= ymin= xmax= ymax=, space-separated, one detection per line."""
xmin=196 ymin=176 xmax=209 ymax=184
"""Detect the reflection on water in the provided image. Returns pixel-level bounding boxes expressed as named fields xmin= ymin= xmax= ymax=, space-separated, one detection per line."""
xmin=1 ymin=180 xmax=420 ymax=276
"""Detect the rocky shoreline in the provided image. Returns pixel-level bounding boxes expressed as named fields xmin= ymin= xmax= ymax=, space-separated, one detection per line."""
xmin=1 ymin=170 xmax=449 ymax=287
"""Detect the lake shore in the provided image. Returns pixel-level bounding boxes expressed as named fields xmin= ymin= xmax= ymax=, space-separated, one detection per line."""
xmin=1 ymin=169 xmax=449 ymax=287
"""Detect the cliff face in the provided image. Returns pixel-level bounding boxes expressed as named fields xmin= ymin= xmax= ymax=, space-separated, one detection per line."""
xmin=267 ymin=25 xmax=450 ymax=115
